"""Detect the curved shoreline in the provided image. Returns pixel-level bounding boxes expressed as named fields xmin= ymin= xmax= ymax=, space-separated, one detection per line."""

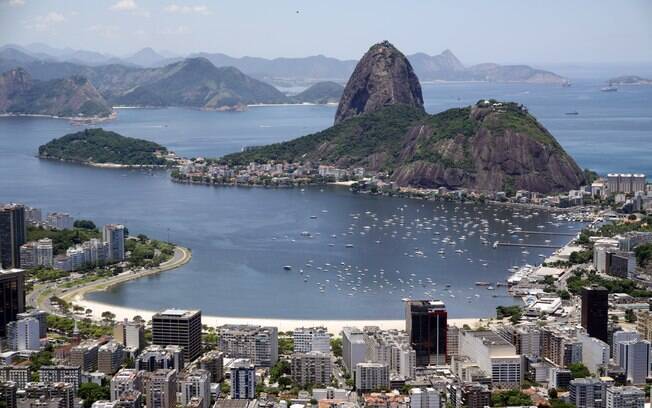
xmin=60 ymin=246 xmax=192 ymax=304
xmin=57 ymin=246 xmax=488 ymax=333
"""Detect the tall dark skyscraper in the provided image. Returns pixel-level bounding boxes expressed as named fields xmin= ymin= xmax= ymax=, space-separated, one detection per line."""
xmin=581 ymin=285 xmax=609 ymax=342
xmin=405 ymin=300 xmax=447 ymax=366
xmin=152 ymin=309 xmax=202 ymax=361
xmin=0 ymin=204 xmax=26 ymax=269
xmin=0 ymin=269 xmax=25 ymax=337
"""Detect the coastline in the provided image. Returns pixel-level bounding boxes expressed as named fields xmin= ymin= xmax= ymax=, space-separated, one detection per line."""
xmin=58 ymin=246 xmax=192 ymax=305
xmin=0 ymin=111 xmax=116 ymax=122
xmin=38 ymin=155 xmax=170 ymax=169
xmin=47 ymin=244 xmax=489 ymax=333
xmin=70 ymin=296 xmax=488 ymax=333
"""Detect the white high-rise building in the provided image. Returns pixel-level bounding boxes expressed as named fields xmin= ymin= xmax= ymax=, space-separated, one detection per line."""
xmin=103 ymin=224 xmax=125 ymax=262
xmin=458 ymin=329 xmax=522 ymax=388
xmin=355 ymin=362 xmax=389 ymax=392
xmin=7 ymin=317 xmax=40 ymax=351
xmin=217 ymin=324 xmax=278 ymax=367
xmin=578 ymin=332 xmax=609 ymax=374
xmin=606 ymin=386 xmax=645 ymax=408
xmin=36 ymin=238 xmax=53 ymax=267
xmin=409 ymin=388 xmax=440 ymax=408
xmin=293 ymin=327 xmax=330 ymax=354
xmin=342 ymin=327 xmax=366 ymax=374
xmin=110 ymin=368 xmax=143 ymax=401
xmin=179 ymin=369 xmax=211 ymax=408
xmin=46 ymin=212 xmax=74 ymax=230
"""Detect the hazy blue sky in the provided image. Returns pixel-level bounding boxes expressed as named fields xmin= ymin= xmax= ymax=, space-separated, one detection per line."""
xmin=1 ymin=0 xmax=651 ymax=64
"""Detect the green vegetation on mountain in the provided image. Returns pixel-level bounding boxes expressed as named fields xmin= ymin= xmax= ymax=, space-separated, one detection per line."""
xmin=39 ymin=128 xmax=169 ymax=166
xmin=0 ymin=68 xmax=112 ymax=118
xmin=290 ymin=81 xmax=343 ymax=104
xmin=111 ymin=57 xmax=289 ymax=109
xmin=222 ymin=100 xmax=584 ymax=193
xmin=221 ymin=104 xmax=426 ymax=167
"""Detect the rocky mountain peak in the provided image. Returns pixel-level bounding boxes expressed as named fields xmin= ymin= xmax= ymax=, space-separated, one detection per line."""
xmin=334 ymin=41 xmax=424 ymax=124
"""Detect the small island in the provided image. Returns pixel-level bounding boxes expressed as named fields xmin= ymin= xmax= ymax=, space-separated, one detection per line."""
xmin=607 ymin=75 xmax=652 ymax=86
xmin=38 ymin=128 xmax=175 ymax=167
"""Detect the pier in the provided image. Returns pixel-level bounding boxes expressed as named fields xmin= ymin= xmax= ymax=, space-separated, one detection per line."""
xmin=509 ymin=230 xmax=577 ymax=237
xmin=495 ymin=242 xmax=563 ymax=249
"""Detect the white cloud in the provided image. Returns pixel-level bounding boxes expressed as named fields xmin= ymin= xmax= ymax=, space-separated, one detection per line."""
xmin=159 ymin=25 xmax=189 ymax=35
xmin=88 ymin=24 xmax=120 ymax=39
xmin=163 ymin=4 xmax=210 ymax=15
xmin=110 ymin=0 xmax=137 ymax=11
xmin=8 ymin=0 xmax=26 ymax=7
xmin=24 ymin=11 xmax=66 ymax=31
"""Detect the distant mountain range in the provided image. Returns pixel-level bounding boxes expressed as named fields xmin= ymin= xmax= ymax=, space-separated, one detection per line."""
xmin=0 ymin=68 xmax=112 ymax=118
xmin=0 ymin=43 xmax=567 ymax=117
xmin=0 ymin=43 xmax=566 ymax=84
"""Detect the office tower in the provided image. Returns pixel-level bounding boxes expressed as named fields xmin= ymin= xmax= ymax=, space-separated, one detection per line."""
xmin=179 ymin=370 xmax=211 ymax=408
xmin=144 ymin=369 xmax=177 ymax=408
xmin=0 ymin=269 xmax=25 ymax=337
xmin=355 ymin=362 xmax=389 ymax=393
xmin=6 ymin=317 xmax=40 ymax=351
xmin=230 ymin=359 xmax=255 ymax=399
xmin=98 ymin=341 xmax=125 ymax=375
xmin=38 ymin=366 xmax=81 ymax=391
xmin=581 ymin=286 xmax=609 ymax=343
xmin=217 ymin=324 xmax=278 ymax=367
xmin=199 ymin=350 xmax=224 ymax=383
xmin=293 ymin=327 xmax=330 ymax=353
xmin=103 ymin=224 xmax=125 ymax=262
xmin=291 ymin=351 xmax=332 ymax=386
xmin=0 ymin=381 xmax=17 ymax=408
xmin=612 ymin=331 xmax=640 ymax=363
xmin=135 ymin=345 xmax=184 ymax=372
xmin=341 ymin=327 xmax=366 ymax=374
xmin=615 ymin=339 xmax=650 ymax=385
xmin=405 ymin=300 xmax=447 ymax=366
xmin=111 ymin=369 xmax=144 ymax=401
xmin=0 ymin=204 xmax=26 ymax=269
xmin=70 ymin=341 xmax=99 ymax=372
xmin=114 ymin=319 xmax=145 ymax=351
xmin=152 ymin=309 xmax=202 ymax=362
xmin=606 ymin=386 xmax=645 ymax=408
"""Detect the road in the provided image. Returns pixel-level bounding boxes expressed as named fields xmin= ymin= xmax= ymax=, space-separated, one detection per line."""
xmin=27 ymin=246 xmax=191 ymax=318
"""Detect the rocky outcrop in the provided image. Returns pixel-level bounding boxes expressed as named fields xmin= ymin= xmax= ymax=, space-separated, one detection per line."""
xmin=334 ymin=41 xmax=424 ymax=124
xmin=222 ymin=40 xmax=585 ymax=194
xmin=0 ymin=68 xmax=112 ymax=117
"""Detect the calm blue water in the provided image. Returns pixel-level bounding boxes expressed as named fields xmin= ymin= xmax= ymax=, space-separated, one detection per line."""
xmin=0 ymin=80 xmax=650 ymax=319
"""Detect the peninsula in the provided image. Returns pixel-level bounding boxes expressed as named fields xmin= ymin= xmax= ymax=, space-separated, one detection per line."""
xmin=214 ymin=41 xmax=585 ymax=194
xmin=38 ymin=128 xmax=174 ymax=167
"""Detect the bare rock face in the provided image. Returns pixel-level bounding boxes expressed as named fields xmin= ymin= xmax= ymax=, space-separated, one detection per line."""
xmin=334 ymin=41 xmax=424 ymax=124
